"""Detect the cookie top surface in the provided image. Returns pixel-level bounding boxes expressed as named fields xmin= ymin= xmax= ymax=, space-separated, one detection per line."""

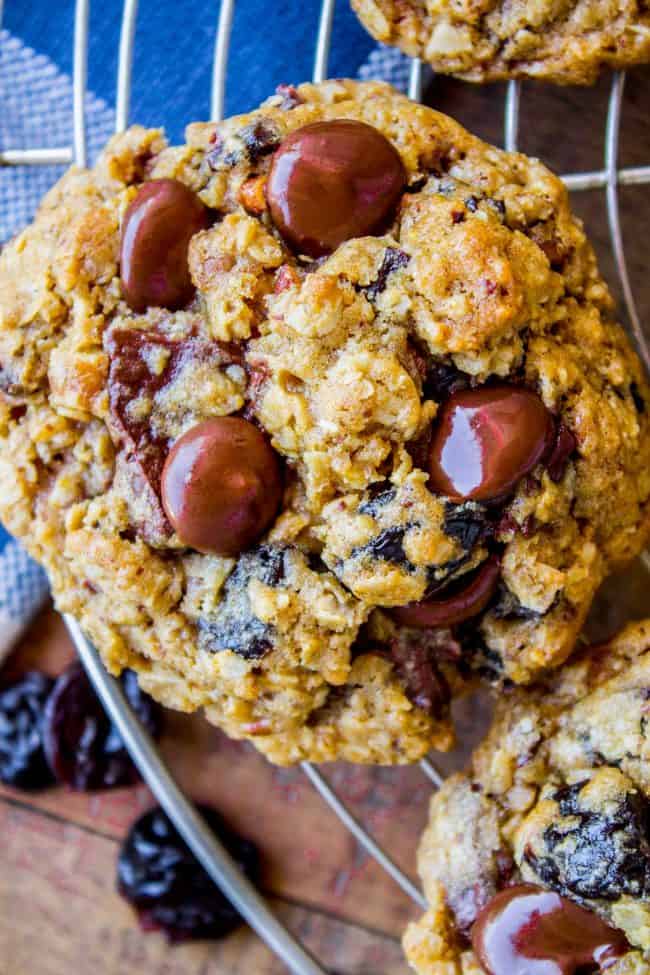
xmin=351 ymin=0 xmax=650 ymax=85
xmin=404 ymin=619 xmax=650 ymax=973
xmin=0 ymin=78 xmax=648 ymax=765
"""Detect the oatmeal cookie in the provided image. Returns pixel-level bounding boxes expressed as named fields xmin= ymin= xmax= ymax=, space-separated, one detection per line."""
xmin=0 ymin=79 xmax=648 ymax=764
xmin=351 ymin=0 xmax=650 ymax=85
xmin=404 ymin=619 xmax=650 ymax=973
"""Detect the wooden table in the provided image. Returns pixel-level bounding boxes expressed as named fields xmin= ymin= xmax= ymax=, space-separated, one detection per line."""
xmin=2 ymin=70 xmax=650 ymax=975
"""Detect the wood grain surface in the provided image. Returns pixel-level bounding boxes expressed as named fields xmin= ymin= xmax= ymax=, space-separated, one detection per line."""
xmin=1 ymin=66 xmax=650 ymax=975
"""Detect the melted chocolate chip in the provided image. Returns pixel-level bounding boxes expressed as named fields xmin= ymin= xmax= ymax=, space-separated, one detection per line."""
xmin=429 ymin=385 xmax=555 ymax=503
xmin=490 ymin=585 xmax=542 ymax=621
xmin=106 ymin=329 xmax=242 ymax=542
xmin=161 ymin=417 xmax=283 ymax=557
xmin=391 ymin=557 xmax=501 ymax=629
xmin=471 ymin=884 xmax=628 ymax=975
xmin=266 ymin=119 xmax=406 ymax=257
xmin=364 ymin=247 xmax=410 ymax=300
xmin=120 ymin=179 xmax=209 ymax=312
xmin=358 ymin=483 xmax=397 ymax=516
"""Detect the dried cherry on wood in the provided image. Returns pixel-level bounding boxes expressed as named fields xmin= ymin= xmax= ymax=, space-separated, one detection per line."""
xmin=0 ymin=672 xmax=56 ymax=790
xmin=117 ymin=804 xmax=259 ymax=942
xmin=43 ymin=662 xmax=161 ymax=791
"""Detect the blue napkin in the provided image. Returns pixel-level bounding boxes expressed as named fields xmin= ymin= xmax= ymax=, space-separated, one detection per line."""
xmin=0 ymin=0 xmax=411 ymax=660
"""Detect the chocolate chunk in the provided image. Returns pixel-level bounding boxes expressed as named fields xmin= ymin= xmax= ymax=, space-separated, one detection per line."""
xmin=106 ymin=328 xmax=242 ymax=542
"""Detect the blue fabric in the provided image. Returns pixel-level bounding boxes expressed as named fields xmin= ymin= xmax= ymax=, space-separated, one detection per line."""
xmin=5 ymin=0 xmax=375 ymax=142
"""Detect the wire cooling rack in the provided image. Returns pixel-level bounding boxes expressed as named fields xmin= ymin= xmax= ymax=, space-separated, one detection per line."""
xmin=2 ymin=1 xmax=650 ymax=972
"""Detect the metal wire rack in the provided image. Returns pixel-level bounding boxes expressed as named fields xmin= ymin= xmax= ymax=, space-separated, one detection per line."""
xmin=2 ymin=1 xmax=650 ymax=972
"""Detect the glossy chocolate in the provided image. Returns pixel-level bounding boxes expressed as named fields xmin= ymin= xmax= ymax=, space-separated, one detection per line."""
xmin=391 ymin=556 xmax=500 ymax=628
xmin=161 ymin=417 xmax=282 ymax=556
xmin=471 ymin=884 xmax=628 ymax=975
xmin=120 ymin=178 xmax=209 ymax=312
xmin=266 ymin=119 xmax=405 ymax=257
xmin=429 ymin=385 xmax=555 ymax=503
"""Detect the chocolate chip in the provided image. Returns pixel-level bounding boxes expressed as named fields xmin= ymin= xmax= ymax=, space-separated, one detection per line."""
xmin=161 ymin=417 xmax=283 ymax=557
xmin=120 ymin=180 xmax=209 ymax=312
xmin=429 ymin=385 xmax=555 ymax=503
xmin=422 ymin=359 xmax=470 ymax=402
xmin=266 ymin=120 xmax=405 ymax=257
xmin=105 ymin=328 xmax=243 ymax=542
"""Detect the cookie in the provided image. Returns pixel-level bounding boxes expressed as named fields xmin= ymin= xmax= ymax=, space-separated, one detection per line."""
xmin=0 ymin=79 xmax=648 ymax=765
xmin=351 ymin=0 xmax=650 ymax=85
xmin=404 ymin=619 xmax=650 ymax=973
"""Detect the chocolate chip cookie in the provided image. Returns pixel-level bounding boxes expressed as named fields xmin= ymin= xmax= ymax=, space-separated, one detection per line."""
xmin=352 ymin=0 xmax=650 ymax=85
xmin=0 ymin=79 xmax=648 ymax=765
xmin=404 ymin=619 xmax=650 ymax=973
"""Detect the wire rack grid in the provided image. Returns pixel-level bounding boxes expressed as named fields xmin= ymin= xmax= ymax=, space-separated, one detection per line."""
xmin=1 ymin=1 xmax=650 ymax=972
